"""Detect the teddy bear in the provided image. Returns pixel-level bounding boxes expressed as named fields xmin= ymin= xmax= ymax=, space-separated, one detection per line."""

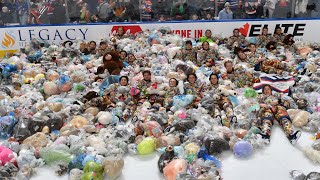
xmin=70 ymin=70 xmax=87 ymax=83
xmin=61 ymin=40 xmax=79 ymax=59
xmin=164 ymin=119 xmax=196 ymax=135
xmin=21 ymin=69 xmax=35 ymax=85
xmin=302 ymin=112 xmax=320 ymax=132
xmin=176 ymin=63 xmax=195 ymax=76
xmin=84 ymin=135 xmax=108 ymax=155
xmin=0 ymin=145 xmax=16 ymax=166
xmin=147 ymin=76 xmax=166 ymax=96
xmin=0 ymin=63 xmax=17 ymax=84
xmin=170 ymin=95 xmax=195 ymax=112
xmin=287 ymin=109 xmax=310 ymax=127
xmin=166 ymin=46 xmax=181 ymax=60
xmin=96 ymin=111 xmax=113 ymax=125
xmin=302 ymin=62 xmax=317 ymax=77
xmin=27 ymin=51 xmax=43 ymax=63
xmin=112 ymin=86 xmax=131 ymax=104
xmin=297 ymin=46 xmax=313 ymax=58
xmin=166 ymin=71 xmax=186 ymax=81
xmin=134 ymin=120 xmax=163 ymax=138
xmin=218 ymin=85 xmax=237 ymax=97
xmin=97 ymin=51 xmax=124 ymax=76
xmin=152 ymin=66 xmax=168 ymax=77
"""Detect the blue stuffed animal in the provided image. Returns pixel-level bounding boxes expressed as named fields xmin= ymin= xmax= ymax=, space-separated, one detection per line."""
xmin=0 ymin=63 xmax=17 ymax=84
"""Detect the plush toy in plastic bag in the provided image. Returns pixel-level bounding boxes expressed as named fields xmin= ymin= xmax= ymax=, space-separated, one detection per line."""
xmin=13 ymin=116 xmax=32 ymax=141
xmin=27 ymin=51 xmax=43 ymax=63
xmin=312 ymin=139 xmax=320 ymax=151
xmin=58 ymin=74 xmax=73 ymax=92
xmin=0 ymin=115 xmax=17 ymax=139
xmin=170 ymin=95 xmax=195 ymax=112
xmin=244 ymin=88 xmax=258 ymax=98
xmin=290 ymin=170 xmax=320 ymax=180
xmin=69 ymin=168 xmax=83 ymax=180
xmin=80 ymin=55 xmax=92 ymax=63
xmin=81 ymin=171 xmax=103 ymax=180
xmin=163 ymin=159 xmax=187 ymax=180
xmin=290 ymin=170 xmax=306 ymax=180
xmin=155 ymin=135 xmax=180 ymax=149
xmin=158 ymin=145 xmax=176 ymax=173
xmin=139 ymin=121 xmax=163 ymax=138
xmin=196 ymin=66 xmax=213 ymax=77
xmin=0 ymin=63 xmax=17 ymax=84
xmin=176 ymin=172 xmax=197 ymax=180
xmin=102 ymin=156 xmax=124 ymax=180
xmin=303 ymin=147 xmax=320 ymax=164
xmin=302 ymin=112 xmax=320 ymax=132
xmin=68 ymin=154 xmax=87 ymax=171
xmin=74 ymin=84 xmax=86 ymax=93
xmin=137 ymin=137 xmax=156 ymax=155
xmin=0 ymin=162 xmax=18 ymax=178
xmin=22 ymin=132 xmax=49 ymax=150
xmin=17 ymin=148 xmax=42 ymax=169
xmin=15 ymin=165 xmax=34 ymax=180
xmin=83 ymin=161 xmax=103 ymax=174
xmin=99 ymin=75 xmax=120 ymax=96
xmin=197 ymin=147 xmax=222 ymax=169
xmin=164 ymin=119 xmax=195 ymax=135
xmin=233 ymin=140 xmax=253 ymax=158
xmin=204 ymin=136 xmax=230 ymax=155
xmin=43 ymin=81 xmax=59 ymax=96
xmin=39 ymin=144 xmax=73 ymax=165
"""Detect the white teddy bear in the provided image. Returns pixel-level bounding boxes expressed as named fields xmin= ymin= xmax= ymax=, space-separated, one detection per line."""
xmin=222 ymin=79 xmax=237 ymax=89
xmin=218 ymin=85 xmax=237 ymax=96
xmin=147 ymin=76 xmax=167 ymax=96
xmin=96 ymin=111 xmax=113 ymax=125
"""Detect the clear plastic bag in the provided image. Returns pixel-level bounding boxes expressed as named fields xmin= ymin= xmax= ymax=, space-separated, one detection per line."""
xmin=17 ymin=149 xmax=38 ymax=168
xmin=0 ymin=115 xmax=17 ymax=139
xmin=203 ymin=136 xmax=230 ymax=155
xmin=102 ymin=156 xmax=124 ymax=180
xmin=15 ymin=165 xmax=34 ymax=180
xmin=312 ymin=139 xmax=320 ymax=151
xmin=69 ymin=168 xmax=83 ymax=180
xmin=0 ymin=162 xmax=18 ymax=178
xmin=176 ymin=172 xmax=197 ymax=180
xmin=13 ymin=116 xmax=32 ymax=141
xmin=306 ymin=172 xmax=320 ymax=180
xmin=290 ymin=170 xmax=306 ymax=180
xmin=302 ymin=112 xmax=320 ymax=132
xmin=39 ymin=144 xmax=73 ymax=165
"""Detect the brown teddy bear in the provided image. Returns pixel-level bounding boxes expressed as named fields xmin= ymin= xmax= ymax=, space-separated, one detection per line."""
xmin=97 ymin=51 xmax=124 ymax=75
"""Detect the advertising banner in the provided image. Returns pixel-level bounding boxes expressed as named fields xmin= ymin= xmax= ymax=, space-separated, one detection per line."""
xmin=0 ymin=19 xmax=317 ymax=57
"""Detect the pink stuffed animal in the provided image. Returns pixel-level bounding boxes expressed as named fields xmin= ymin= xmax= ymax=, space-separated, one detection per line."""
xmin=130 ymin=73 xmax=143 ymax=86
xmin=0 ymin=145 xmax=15 ymax=166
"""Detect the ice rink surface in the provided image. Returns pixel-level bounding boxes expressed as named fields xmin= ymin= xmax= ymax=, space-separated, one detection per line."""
xmin=31 ymin=126 xmax=319 ymax=180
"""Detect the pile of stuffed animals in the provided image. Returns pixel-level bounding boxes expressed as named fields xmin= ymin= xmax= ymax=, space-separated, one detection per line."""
xmin=0 ymin=26 xmax=319 ymax=180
